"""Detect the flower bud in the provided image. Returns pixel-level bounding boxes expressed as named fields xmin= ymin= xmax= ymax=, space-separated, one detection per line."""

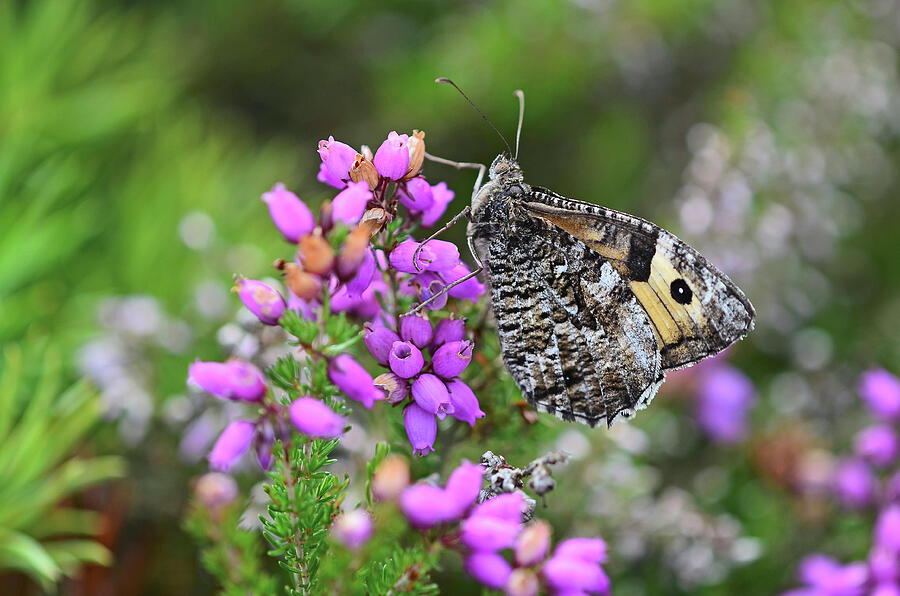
xmin=284 ymin=262 xmax=321 ymax=301
xmin=318 ymin=136 xmax=357 ymax=184
xmin=554 ymin=537 xmax=608 ymax=564
xmin=398 ymin=177 xmax=434 ymax=212
xmin=446 ymin=262 xmax=486 ymax=300
xmin=317 ymin=161 xmax=344 ymax=189
xmin=290 ymin=397 xmax=347 ymax=438
xmin=505 ymin=569 xmax=539 ymax=596
xmin=195 ymin=472 xmax=239 ymax=512
xmin=445 ymin=461 xmax=484 ymax=518
xmin=543 ymin=555 xmax=610 ymax=595
xmin=374 ymin=372 xmax=409 ymax=404
xmin=461 ymin=515 xmax=520 ymax=551
xmin=365 ymin=323 xmax=401 ymax=365
xmin=514 ymin=520 xmax=551 ymax=566
xmin=360 ymin=207 xmax=388 ymax=237
xmin=189 ymin=360 xmax=267 ymax=402
xmin=332 ymin=180 xmax=373 ymax=225
xmin=432 ymin=340 xmax=473 ymax=379
xmin=349 ymin=153 xmax=380 ymax=191
xmin=421 ymin=181 xmax=455 ymax=227
xmin=327 ymin=354 xmax=382 ymax=409
xmin=854 ymin=424 xmax=899 ymax=468
xmin=345 ymin=249 xmax=376 ymax=297
xmin=447 ymin=379 xmax=485 ymax=427
xmin=234 ymin=278 xmax=286 ymax=326
xmin=299 ymin=233 xmax=335 ymax=275
xmin=471 ymin=492 xmax=527 ymax=523
xmin=256 ymin=423 xmax=274 ymax=470
xmin=403 ymin=130 xmax=425 ymax=180
xmin=400 ymin=483 xmax=448 ymax=526
xmin=337 ymin=225 xmax=372 ymax=281
xmin=400 ymin=311 xmax=433 ymax=348
xmin=411 ymin=374 xmax=453 ymax=419
xmin=389 ymin=239 xmax=459 ymax=274
xmin=373 ymin=131 xmax=410 ymax=181
xmin=433 ymin=317 xmax=466 ymax=346
xmin=332 ymin=509 xmax=373 ymax=551
xmin=261 ymin=183 xmax=315 ymax=243
xmin=404 ymin=403 xmax=437 ymax=457
xmin=372 ymin=454 xmax=411 ymax=501
xmin=209 ymin=420 xmax=255 ymax=471
xmin=389 ymin=341 xmax=425 ymax=379
xmin=464 ymin=552 xmax=512 ymax=590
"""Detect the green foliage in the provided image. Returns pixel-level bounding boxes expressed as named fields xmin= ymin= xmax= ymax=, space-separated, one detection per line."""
xmin=356 ymin=544 xmax=441 ymax=596
xmin=0 ymin=342 xmax=125 ymax=588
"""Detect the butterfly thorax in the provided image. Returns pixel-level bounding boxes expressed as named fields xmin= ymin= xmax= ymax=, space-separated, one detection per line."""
xmin=470 ymin=154 xmax=530 ymax=226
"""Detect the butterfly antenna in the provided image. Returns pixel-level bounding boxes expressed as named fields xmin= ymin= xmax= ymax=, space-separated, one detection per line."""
xmin=513 ymin=89 xmax=525 ymax=160
xmin=436 ymin=77 xmax=513 ymax=157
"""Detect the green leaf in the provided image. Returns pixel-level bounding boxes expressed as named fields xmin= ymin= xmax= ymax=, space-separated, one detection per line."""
xmin=0 ymin=529 xmax=61 ymax=589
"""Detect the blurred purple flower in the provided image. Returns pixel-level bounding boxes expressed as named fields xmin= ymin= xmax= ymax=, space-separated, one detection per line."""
xmin=234 ymin=278 xmax=286 ymax=326
xmin=327 ymin=354 xmax=382 ymax=409
xmin=875 ymin=506 xmax=900 ymax=552
xmin=506 ymin=569 xmax=540 ymax=596
xmin=432 ymin=340 xmax=473 ymax=379
xmin=188 ymin=360 xmax=267 ymax=402
xmin=542 ymin=552 xmax=611 ymax=595
xmin=344 ymin=249 xmax=376 ymax=297
xmin=792 ymin=555 xmax=867 ymax=596
xmin=332 ymin=180 xmax=372 ymax=225
xmin=695 ymin=363 xmax=755 ymax=443
xmin=444 ymin=461 xmax=483 ymax=518
xmin=261 ymin=183 xmax=314 ymax=243
xmin=873 ymin=585 xmax=900 ymax=596
xmin=464 ymin=552 xmax=513 ymax=590
xmin=373 ymin=131 xmax=410 ymax=181
xmin=869 ymin=546 xmax=899 ymax=584
xmin=209 ymin=420 xmax=255 ymax=471
xmin=833 ymin=458 xmax=878 ymax=509
xmin=389 ymin=341 xmax=425 ymax=379
xmin=195 ymin=472 xmax=239 ymax=511
xmin=412 ymin=374 xmax=454 ymax=419
xmin=471 ymin=492 xmax=526 ymax=523
xmin=855 ymin=425 xmax=899 ymax=468
xmin=555 ymin=538 xmax=608 ymax=564
xmin=289 ymin=397 xmax=346 ymax=439
xmin=515 ymin=520 xmax=551 ymax=567
xmin=461 ymin=515 xmax=521 ymax=551
xmin=399 ymin=484 xmax=448 ymax=527
xmin=447 ymin=379 xmax=485 ymax=427
xmin=398 ymin=177 xmax=434 ymax=212
xmin=421 ymin=182 xmax=454 ymax=227
xmin=331 ymin=509 xmax=373 ymax=551
xmin=860 ymin=369 xmax=900 ymax=422
xmin=404 ymin=403 xmax=436 ymax=456
xmin=318 ymin=136 xmax=357 ymax=185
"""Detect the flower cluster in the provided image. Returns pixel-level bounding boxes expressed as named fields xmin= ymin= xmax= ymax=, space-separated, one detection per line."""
xmin=385 ymin=459 xmax=611 ymax=595
xmin=783 ymin=368 xmax=900 ymax=595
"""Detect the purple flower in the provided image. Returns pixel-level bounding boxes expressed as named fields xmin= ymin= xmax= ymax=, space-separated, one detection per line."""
xmin=332 ymin=180 xmax=372 ymax=225
xmin=555 ymin=538 xmax=608 ymax=564
xmin=235 ymin=278 xmax=287 ymax=326
xmin=471 ymin=492 xmax=526 ymax=523
xmin=400 ymin=312 xmax=433 ymax=348
xmin=327 ymin=354 xmax=382 ymax=409
xmin=373 ymin=131 xmax=410 ymax=181
xmin=421 ymin=182 xmax=454 ymax=227
xmin=433 ymin=317 xmax=466 ymax=346
xmin=869 ymin=546 xmax=899 ymax=584
xmin=461 ymin=515 xmax=520 ymax=551
xmin=318 ymin=136 xmax=357 ymax=184
xmin=317 ymin=161 xmax=344 ymax=189
xmin=261 ymin=183 xmax=314 ymax=243
xmin=432 ymin=340 xmax=473 ymax=379
xmin=398 ymin=177 xmax=434 ymax=212
xmin=695 ymin=363 xmax=755 ymax=443
xmin=413 ymin=273 xmax=449 ymax=310
xmin=464 ymin=552 xmax=513 ymax=590
xmin=389 ymin=341 xmax=425 ymax=379
xmin=189 ymin=360 xmax=267 ymax=402
xmin=795 ymin=555 xmax=867 ymax=596
xmin=374 ymin=372 xmax=409 ymax=404
xmin=400 ymin=484 xmax=448 ymax=527
xmin=855 ymin=425 xmax=899 ymax=468
xmin=404 ymin=403 xmax=437 ymax=456
xmin=515 ymin=520 xmax=551 ymax=567
xmin=873 ymin=584 xmax=900 ymax=596
xmin=876 ymin=506 xmax=900 ymax=552
xmin=255 ymin=423 xmax=274 ymax=470
xmin=364 ymin=323 xmax=400 ymax=366
xmin=209 ymin=421 xmax=255 ymax=471
xmin=860 ymin=369 xmax=900 ymax=422
xmin=289 ymin=397 xmax=346 ymax=439
xmin=833 ymin=458 xmax=877 ymax=509
xmin=331 ymin=509 xmax=374 ymax=551
xmin=194 ymin=472 xmax=239 ymax=511
xmin=444 ymin=461 xmax=484 ymax=518
xmin=543 ymin=554 xmax=611 ymax=595
xmin=412 ymin=374 xmax=454 ymax=419
xmin=389 ymin=238 xmax=460 ymax=274
xmin=444 ymin=262 xmax=486 ymax=300
xmin=447 ymin=379 xmax=485 ymax=427
xmin=344 ymin=249 xmax=376 ymax=297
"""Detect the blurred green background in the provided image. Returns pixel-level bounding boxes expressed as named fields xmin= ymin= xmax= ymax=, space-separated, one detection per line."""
xmin=3 ymin=0 xmax=900 ymax=593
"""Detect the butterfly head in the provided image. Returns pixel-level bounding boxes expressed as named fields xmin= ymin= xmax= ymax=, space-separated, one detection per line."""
xmin=489 ymin=153 xmax=524 ymax=186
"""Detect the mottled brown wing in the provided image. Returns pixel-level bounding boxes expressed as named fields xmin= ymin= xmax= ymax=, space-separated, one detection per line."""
xmin=472 ymin=213 xmax=664 ymax=427
xmin=522 ymin=187 xmax=756 ymax=370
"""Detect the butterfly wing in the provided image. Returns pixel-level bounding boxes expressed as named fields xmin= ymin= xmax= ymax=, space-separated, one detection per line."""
xmin=472 ymin=210 xmax=664 ymax=427
xmin=522 ymin=187 xmax=756 ymax=371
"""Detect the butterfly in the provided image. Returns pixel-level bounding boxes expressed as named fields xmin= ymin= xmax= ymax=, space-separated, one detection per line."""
xmin=422 ymin=80 xmax=755 ymax=428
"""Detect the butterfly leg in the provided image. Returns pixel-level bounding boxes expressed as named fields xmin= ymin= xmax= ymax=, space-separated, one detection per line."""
xmin=423 ymin=151 xmax=487 ymax=198
xmin=401 ymin=266 xmax=484 ymax=317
